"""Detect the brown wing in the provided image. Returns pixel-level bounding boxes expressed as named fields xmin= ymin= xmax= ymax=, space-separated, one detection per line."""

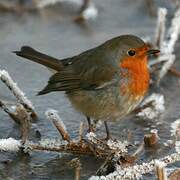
xmin=38 ymin=62 xmax=118 ymax=95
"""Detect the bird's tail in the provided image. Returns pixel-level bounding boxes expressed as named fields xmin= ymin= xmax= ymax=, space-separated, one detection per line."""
xmin=14 ymin=46 xmax=63 ymax=71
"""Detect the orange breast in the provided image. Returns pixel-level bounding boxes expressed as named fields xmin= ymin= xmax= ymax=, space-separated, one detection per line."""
xmin=120 ymin=56 xmax=150 ymax=97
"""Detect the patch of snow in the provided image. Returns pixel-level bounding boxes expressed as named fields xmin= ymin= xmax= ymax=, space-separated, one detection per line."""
xmin=0 ymin=138 xmax=21 ymax=152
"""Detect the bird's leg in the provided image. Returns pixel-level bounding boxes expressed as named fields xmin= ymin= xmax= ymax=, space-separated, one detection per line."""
xmin=104 ymin=121 xmax=111 ymax=140
xmin=86 ymin=116 xmax=93 ymax=132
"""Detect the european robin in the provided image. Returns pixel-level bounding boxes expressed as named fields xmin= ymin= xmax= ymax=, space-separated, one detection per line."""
xmin=14 ymin=35 xmax=160 ymax=139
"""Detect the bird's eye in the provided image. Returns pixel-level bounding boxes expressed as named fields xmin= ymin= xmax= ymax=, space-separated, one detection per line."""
xmin=127 ymin=50 xmax=136 ymax=56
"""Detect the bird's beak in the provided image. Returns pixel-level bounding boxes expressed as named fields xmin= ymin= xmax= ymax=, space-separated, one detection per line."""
xmin=146 ymin=49 xmax=160 ymax=55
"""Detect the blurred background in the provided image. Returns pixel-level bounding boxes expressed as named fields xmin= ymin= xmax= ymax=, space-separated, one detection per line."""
xmin=0 ymin=0 xmax=179 ymax=179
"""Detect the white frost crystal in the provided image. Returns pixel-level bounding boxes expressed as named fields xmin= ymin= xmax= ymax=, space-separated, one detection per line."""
xmin=89 ymin=153 xmax=180 ymax=180
xmin=86 ymin=132 xmax=97 ymax=142
xmin=137 ymin=93 xmax=165 ymax=119
xmin=45 ymin=109 xmax=67 ymax=131
xmin=0 ymin=138 xmax=21 ymax=152
xmin=175 ymin=141 xmax=180 ymax=153
xmin=82 ymin=3 xmax=98 ymax=20
xmin=39 ymin=138 xmax=68 ymax=147
xmin=170 ymin=119 xmax=180 ymax=137
xmin=107 ymin=139 xmax=128 ymax=153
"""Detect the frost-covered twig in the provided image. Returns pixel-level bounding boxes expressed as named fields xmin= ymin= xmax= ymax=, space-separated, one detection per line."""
xmin=157 ymin=54 xmax=176 ymax=84
xmin=136 ymin=93 xmax=165 ymax=120
xmin=24 ymin=138 xmax=108 ymax=156
xmin=0 ymin=70 xmax=36 ymax=117
xmin=153 ymin=7 xmax=180 ymax=84
xmin=45 ymin=109 xmax=70 ymax=142
xmin=163 ymin=7 xmax=180 ymax=55
xmin=90 ymin=152 xmax=180 ymax=180
xmin=0 ymin=138 xmax=21 ymax=152
xmin=154 ymin=8 xmax=167 ymax=49
xmin=170 ymin=119 xmax=180 ymax=151
xmin=106 ymin=139 xmax=128 ymax=154
xmin=170 ymin=119 xmax=180 ymax=138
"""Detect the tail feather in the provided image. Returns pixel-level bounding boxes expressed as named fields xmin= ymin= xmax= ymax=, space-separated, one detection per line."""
xmin=14 ymin=46 xmax=63 ymax=71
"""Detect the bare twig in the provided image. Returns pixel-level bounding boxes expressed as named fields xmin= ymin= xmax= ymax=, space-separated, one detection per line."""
xmin=132 ymin=142 xmax=144 ymax=157
xmin=155 ymin=160 xmax=167 ymax=180
xmin=0 ymin=100 xmax=21 ymax=124
xmin=15 ymin=105 xmax=31 ymax=144
xmin=0 ymin=101 xmax=31 ymax=144
xmin=169 ymin=67 xmax=180 ymax=77
xmin=144 ymin=129 xmax=159 ymax=147
xmin=169 ymin=169 xmax=180 ymax=180
xmin=67 ymin=158 xmax=82 ymax=180
xmin=75 ymin=163 xmax=81 ymax=180
xmin=144 ymin=0 xmax=156 ymax=17
xmin=78 ymin=122 xmax=84 ymax=142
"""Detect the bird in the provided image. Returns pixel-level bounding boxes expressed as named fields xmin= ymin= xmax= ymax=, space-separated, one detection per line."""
xmin=14 ymin=35 xmax=160 ymax=139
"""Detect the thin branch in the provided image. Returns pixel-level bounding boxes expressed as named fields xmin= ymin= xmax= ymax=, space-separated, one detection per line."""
xmin=15 ymin=105 xmax=31 ymax=144
xmin=67 ymin=158 xmax=82 ymax=180
xmin=25 ymin=139 xmax=109 ymax=156
xmin=155 ymin=160 xmax=167 ymax=180
xmin=45 ymin=109 xmax=71 ymax=142
xmin=168 ymin=67 xmax=180 ymax=77
xmin=0 ymin=70 xmax=37 ymax=118
xmin=78 ymin=122 xmax=84 ymax=142
xmin=0 ymin=101 xmax=31 ymax=144
xmin=90 ymin=153 xmax=180 ymax=180
xmin=0 ymin=100 xmax=21 ymax=124
xmin=157 ymin=54 xmax=176 ymax=85
xmin=154 ymin=8 xmax=167 ymax=48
